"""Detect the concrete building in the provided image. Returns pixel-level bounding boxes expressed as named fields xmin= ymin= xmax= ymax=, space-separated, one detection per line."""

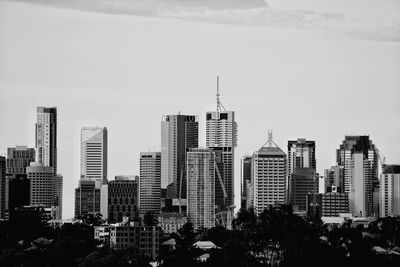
xmin=206 ymin=107 xmax=237 ymax=211
xmin=161 ymin=114 xmax=198 ymax=212
xmin=380 ymin=165 xmax=400 ymax=217
xmin=187 ymin=148 xmax=215 ymax=230
xmin=7 ymin=174 xmax=30 ymax=220
xmin=324 ymin=166 xmax=345 ymax=192
xmin=157 ymin=213 xmax=187 ymax=234
xmin=26 ymin=163 xmax=54 ymax=209
xmin=35 ymin=106 xmax=61 ymax=219
xmin=75 ymin=178 xmax=101 ymax=218
xmin=80 ymin=127 xmax=108 ymax=183
xmin=287 ymin=138 xmax=316 ymax=175
xmin=6 ymin=146 xmax=35 ymax=175
xmin=336 ymin=136 xmax=378 ymax=195
xmin=322 ymin=186 xmax=349 ymax=217
xmin=349 ymin=153 xmax=374 ymax=217
xmin=252 ymin=131 xmax=287 ymax=215
xmin=109 ymin=221 xmax=162 ymax=261
xmin=108 ymin=176 xmax=139 ymax=223
xmin=94 ymin=225 xmax=110 ymax=246
xmin=288 ymin=168 xmax=319 ymax=212
xmin=0 ymin=156 xmax=6 ymax=219
xmin=139 ymin=152 xmax=161 ymax=216
xmin=240 ymin=155 xmax=252 ymax=209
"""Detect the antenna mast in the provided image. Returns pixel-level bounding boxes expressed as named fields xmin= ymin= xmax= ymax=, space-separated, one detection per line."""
xmin=216 ymin=76 xmax=220 ymax=116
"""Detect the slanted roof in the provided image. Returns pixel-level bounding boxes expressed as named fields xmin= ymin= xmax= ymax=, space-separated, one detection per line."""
xmin=192 ymin=241 xmax=217 ymax=250
xmin=162 ymin=238 xmax=176 ymax=246
xmin=257 ymin=130 xmax=285 ymax=154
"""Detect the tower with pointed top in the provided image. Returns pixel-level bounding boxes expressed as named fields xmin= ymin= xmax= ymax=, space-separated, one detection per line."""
xmin=206 ymin=76 xmax=238 ymax=211
xmin=251 ymin=131 xmax=287 ymax=215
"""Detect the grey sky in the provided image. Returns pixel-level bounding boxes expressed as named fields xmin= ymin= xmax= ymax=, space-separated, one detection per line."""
xmin=0 ymin=0 xmax=399 ymax=219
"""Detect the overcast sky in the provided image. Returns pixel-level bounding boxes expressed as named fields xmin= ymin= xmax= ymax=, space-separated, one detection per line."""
xmin=1 ymin=0 xmax=399 ymax=219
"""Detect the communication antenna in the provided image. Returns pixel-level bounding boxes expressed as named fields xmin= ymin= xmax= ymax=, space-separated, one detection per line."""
xmin=216 ymin=76 xmax=226 ymax=115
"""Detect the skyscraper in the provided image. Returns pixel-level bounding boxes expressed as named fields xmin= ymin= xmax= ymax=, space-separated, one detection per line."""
xmin=187 ymin=148 xmax=215 ymax=230
xmin=337 ymin=136 xmax=378 ymax=217
xmin=241 ymin=155 xmax=252 ymax=209
xmin=206 ymin=78 xmax=237 ymax=211
xmin=161 ymin=114 xmax=198 ymax=211
xmin=288 ymin=168 xmax=319 ymax=213
xmin=26 ymin=163 xmax=54 ymax=209
xmin=35 ymin=107 xmax=57 ymax=175
xmin=35 ymin=106 xmax=61 ymax=219
xmin=6 ymin=146 xmax=35 ymax=175
xmin=287 ymin=138 xmax=316 ymax=175
xmin=80 ymin=127 xmax=108 ymax=183
xmin=336 ymin=136 xmax=378 ymax=195
xmin=324 ymin=166 xmax=345 ymax=193
xmin=139 ymin=152 xmax=161 ymax=216
xmin=379 ymin=164 xmax=400 ymax=217
xmin=75 ymin=178 xmax=101 ymax=218
xmin=0 ymin=156 xmax=6 ymax=219
xmin=252 ymin=132 xmax=287 ymax=215
xmin=108 ymin=176 xmax=139 ymax=223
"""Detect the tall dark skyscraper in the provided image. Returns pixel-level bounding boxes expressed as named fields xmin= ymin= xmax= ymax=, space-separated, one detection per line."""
xmin=336 ymin=135 xmax=379 ymax=217
xmin=108 ymin=176 xmax=139 ymax=223
xmin=139 ymin=152 xmax=161 ymax=216
xmin=206 ymin=77 xmax=238 ymax=211
xmin=240 ymin=155 xmax=252 ymax=209
xmin=287 ymin=138 xmax=316 ymax=175
xmin=161 ymin=114 xmax=198 ymax=211
xmin=0 ymin=156 xmax=6 ymax=220
xmin=6 ymin=146 xmax=35 ymax=175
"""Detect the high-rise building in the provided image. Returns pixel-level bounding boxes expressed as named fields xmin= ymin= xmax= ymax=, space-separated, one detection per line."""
xmin=0 ymin=156 xmax=6 ymax=219
xmin=35 ymin=107 xmax=57 ymax=174
xmin=108 ymin=176 xmax=139 ymax=223
xmin=7 ymin=174 xmax=30 ymax=220
xmin=321 ymin=186 xmax=349 ymax=217
xmin=240 ymin=156 xmax=252 ymax=209
xmin=6 ymin=146 xmax=35 ymax=175
xmin=379 ymin=164 xmax=400 ymax=217
xmin=251 ymin=132 xmax=287 ymax=216
xmin=206 ymin=82 xmax=237 ymax=211
xmin=288 ymin=168 xmax=319 ymax=213
xmin=349 ymin=153 xmax=375 ymax=217
xmin=287 ymin=138 xmax=316 ymax=175
xmin=75 ymin=178 xmax=101 ymax=218
xmin=26 ymin=163 xmax=54 ymax=209
xmin=324 ymin=166 xmax=344 ymax=193
xmin=336 ymin=136 xmax=378 ymax=195
xmin=161 ymin=114 xmax=198 ymax=211
xmin=80 ymin=127 xmax=108 ymax=183
xmin=187 ymin=148 xmax=215 ymax=230
xmin=139 ymin=153 xmax=161 ymax=216
xmin=35 ymin=106 xmax=61 ymax=219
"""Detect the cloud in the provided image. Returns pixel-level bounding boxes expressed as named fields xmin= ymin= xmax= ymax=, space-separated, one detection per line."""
xmin=5 ymin=0 xmax=400 ymax=42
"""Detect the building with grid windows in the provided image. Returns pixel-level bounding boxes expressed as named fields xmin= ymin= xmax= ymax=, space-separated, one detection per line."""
xmin=379 ymin=164 xmax=400 ymax=217
xmin=108 ymin=176 xmax=139 ymax=223
xmin=139 ymin=152 xmax=161 ymax=217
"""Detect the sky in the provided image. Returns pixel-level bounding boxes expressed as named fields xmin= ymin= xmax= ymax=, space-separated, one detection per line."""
xmin=0 ymin=0 xmax=399 ymax=219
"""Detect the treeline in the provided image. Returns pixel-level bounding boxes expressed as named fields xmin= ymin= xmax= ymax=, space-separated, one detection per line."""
xmin=1 ymin=206 xmax=400 ymax=266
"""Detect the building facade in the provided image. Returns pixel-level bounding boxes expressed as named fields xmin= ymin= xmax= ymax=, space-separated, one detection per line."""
xmin=26 ymin=163 xmax=54 ymax=208
xmin=108 ymin=176 xmax=139 ymax=223
xmin=75 ymin=178 xmax=101 ymax=218
xmin=139 ymin=152 xmax=161 ymax=216
xmin=157 ymin=213 xmax=187 ymax=234
xmin=252 ymin=133 xmax=287 ymax=215
xmin=322 ymin=187 xmax=349 ymax=217
xmin=287 ymin=138 xmax=316 ymax=175
xmin=379 ymin=164 xmax=400 ymax=217
xmin=80 ymin=127 xmax=108 ymax=183
xmin=161 ymin=115 xmax=198 ymax=211
xmin=206 ymin=110 xmax=237 ymax=211
xmin=187 ymin=148 xmax=215 ymax=230
xmin=240 ymin=155 xmax=252 ymax=209
xmin=0 ymin=156 xmax=6 ymax=219
xmin=288 ymin=168 xmax=319 ymax=212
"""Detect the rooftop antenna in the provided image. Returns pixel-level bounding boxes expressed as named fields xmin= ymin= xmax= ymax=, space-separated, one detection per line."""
xmin=268 ymin=129 xmax=273 ymax=147
xmin=216 ymin=76 xmax=226 ymax=116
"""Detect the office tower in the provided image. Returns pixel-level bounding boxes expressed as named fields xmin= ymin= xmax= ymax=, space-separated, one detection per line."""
xmin=252 ymin=131 xmax=287 ymax=216
xmin=139 ymin=153 xmax=161 ymax=216
xmin=35 ymin=107 xmax=57 ymax=174
xmin=161 ymin=114 xmax=198 ymax=211
xmin=6 ymin=146 xmax=35 ymax=175
xmin=54 ymin=174 xmax=63 ymax=219
xmin=306 ymin=193 xmax=322 ymax=220
xmin=80 ymin=127 xmax=108 ymax=183
xmin=321 ymin=186 xmax=349 ymax=217
xmin=187 ymin=148 xmax=215 ymax=230
xmin=26 ymin=163 xmax=54 ymax=209
xmin=75 ymin=178 xmax=101 ymax=218
xmin=349 ymin=153 xmax=375 ymax=217
xmin=324 ymin=166 xmax=344 ymax=193
xmin=288 ymin=168 xmax=319 ymax=213
xmin=287 ymin=138 xmax=316 ymax=175
xmin=379 ymin=165 xmax=400 ymax=217
xmin=206 ymin=81 xmax=237 ymax=210
xmin=336 ymin=136 xmax=378 ymax=195
xmin=0 ymin=156 xmax=6 ymax=219
xmin=241 ymin=156 xmax=252 ymax=209
xmin=8 ymin=174 xmax=30 ymax=220
xmin=108 ymin=176 xmax=139 ymax=223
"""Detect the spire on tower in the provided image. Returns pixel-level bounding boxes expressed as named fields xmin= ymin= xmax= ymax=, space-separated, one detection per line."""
xmin=216 ymin=75 xmax=226 ymax=114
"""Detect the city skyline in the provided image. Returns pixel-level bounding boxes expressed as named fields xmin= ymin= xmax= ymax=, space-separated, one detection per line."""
xmin=1 ymin=0 xmax=399 ymax=219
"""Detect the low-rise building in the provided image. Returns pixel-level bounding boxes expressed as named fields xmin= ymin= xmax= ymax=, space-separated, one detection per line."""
xmin=158 ymin=213 xmax=186 ymax=234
